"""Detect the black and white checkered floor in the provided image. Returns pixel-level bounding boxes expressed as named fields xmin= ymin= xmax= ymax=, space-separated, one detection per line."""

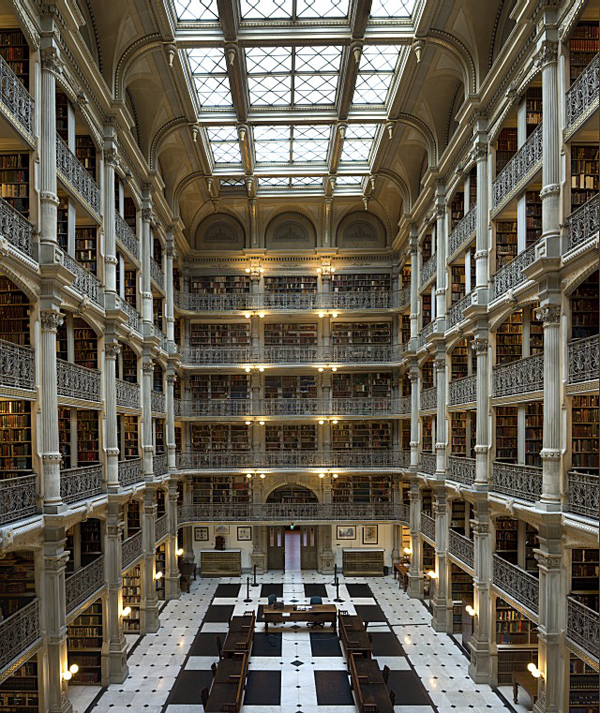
xmin=78 ymin=571 xmax=518 ymax=713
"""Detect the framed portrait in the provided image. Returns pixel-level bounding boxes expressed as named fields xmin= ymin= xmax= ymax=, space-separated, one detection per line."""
xmin=237 ymin=526 xmax=252 ymax=542
xmin=362 ymin=525 xmax=378 ymax=545
xmin=215 ymin=525 xmax=230 ymax=535
xmin=194 ymin=526 xmax=209 ymax=542
xmin=336 ymin=525 xmax=356 ymax=541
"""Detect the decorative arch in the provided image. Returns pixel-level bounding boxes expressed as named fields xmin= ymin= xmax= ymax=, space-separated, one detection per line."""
xmin=563 ymin=263 xmax=599 ymax=296
xmin=336 ymin=210 xmax=386 ymax=249
xmin=149 ymin=117 xmax=192 ymax=172
xmin=0 ymin=265 xmax=38 ymax=303
xmin=396 ymin=113 xmax=439 ymax=168
xmin=171 ymin=171 xmax=206 ymax=218
xmin=194 ymin=212 xmax=245 ymax=251
xmin=489 ymin=296 xmax=540 ymax=334
xmin=264 ymin=480 xmax=320 ymax=503
xmin=377 ymin=169 xmax=412 ymax=214
xmin=113 ymin=33 xmax=163 ymax=101
xmin=265 ymin=212 xmax=316 ymax=250
xmin=426 ymin=30 xmax=478 ymax=96
xmin=76 ymin=0 xmax=102 ymax=72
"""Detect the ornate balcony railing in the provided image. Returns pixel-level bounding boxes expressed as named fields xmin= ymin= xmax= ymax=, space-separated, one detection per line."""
xmin=420 ymin=253 xmax=437 ymax=286
xmin=119 ymin=458 xmax=143 ymax=487
xmin=330 ymin=449 xmax=399 ymax=468
xmin=397 ymin=395 xmax=411 ymax=416
xmin=175 ymin=290 xmax=252 ymax=311
xmin=116 ymin=379 xmax=140 ymax=409
xmin=492 ymin=462 xmax=542 ymax=503
xmin=151 ymin=390 xmax=166 ymax=413
xmin=493 ymin=554 xmax=539 ymax=615
xmin=0 ymin=194 xmax=34 ymax=259
xmin=419 ymin=321 xmax=434 ymax=347
xmin=60 ymin=464 xmax=103 ymax=504
xmin=492 ymin=122 xmax=543 ymax=212
xmin=330 ymin=344 xmax=393 ymax=364
xmin=115 ymin=213 xmax=139 ymax=261
xmin=397 ymin=450 xmax=411 ymax=467
xmin=420 ymin=452 xmax=437 ymax=475
xmin=493 ymin=353 xmax=544 ymax=397
xmin=395 ymin=286 xmax=411 ymax=311
xmin=448 ymin=292 xmax=472 ymax=329
xmin=120 ymin=299 xmax=140 ymax=333
xmin=567 ymin=194 xmax=599 ymax=253
xmin=331 ymin=397 xmax=394 ymax=416
xmin=181 ymin=346 xmax=253 ymax=365
xmin=0 ymin=339 xmax=34 ymax=391
xmin=153 ymin=325 xmax=168 ymax=352
xmin=66 ymin=557 xmax=105 ymax=614
xmin=262 ymin=292 xmax=318 ymax=310
xmin=421 ymin=387 xmax=437 ymax=411
xmin=0 ymin=599 xmax=40 ymax=674
xmin=449 ymin=374 xmax=477 ymax=406
xmin=567 ymin=596 xmax=599 ymax=663
xmin=325 ymin=291 xmax=392 ymax=310
xmin=263 ymin=345 xmax=319 ymax=364
xmin=57 ymin=359 xmax=101 ymax=402
xmin=177 ymin=451 xmax=252 ymax=470
xmin=421 ymin=512 xmax=436 ymax=542
xmin=566 ymin=53 xmax=599 ymax=130
xmin=567 ymin=471 xmax=599 ymax=520
xmin=154 ymin=453 xmax=168 ymax=476
xmin=122 ymin=531 xmax=143 ymax=569
xmin=447 ymin=456 xmax=476 ymax=486
xmin=568 ymin=335 xmax=599 ymax=384
xmin=0 ymin=474 xmax=37 ymax=525
xmin=175 ymin=399 xmax=251 ymax=418
xmin=155 ymin=514 xmax=168 ymax=542
xmin=150 ymin=258 xmax=164 ymax=290
xmin=0 ymin=52 xmax=34 ymax=137
xmin=56 ymin=133 xmax=100 ymax=215
xmin=448 ymin=205 xmax=477 ymax=259
xmin=449 ymin=530 xmax=474 ymax=569
xmin=492 ymin=241 xmax=538 ymax=301
xmin=260 ymin=398 xmax=323 ymax=416
xmin=62 ymin=252 xmax=103 ymax=308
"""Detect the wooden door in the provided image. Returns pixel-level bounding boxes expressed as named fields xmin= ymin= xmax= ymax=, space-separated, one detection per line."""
xmin=267 ymin=526 xmax=285 ymax=570
xmin=300 ymin=525 xmax=318 ymax=570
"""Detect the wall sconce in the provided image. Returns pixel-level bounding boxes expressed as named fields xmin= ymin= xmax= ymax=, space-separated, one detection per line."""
xmin=527 ymin=663 xmax=541 ymax=679
xmin=258 ymin=312 xmax=266 ymax=319
xmin=316 ymin=365 xmax=338 ymax=373
xmin=244 ymin=312 xmax=252 ymax=319
xmin=403 ymin=547 xmax=412 ymax=555
xmin=154 ymin=571 xmax=163 ymax=580
xmin=176 ymin=548 xmax=184 ymax=557
xmin=332 ymin=472 xmax=339 ymax=479
xmin=465 ymin=605 xmax=476 ymax=617
xmin=62 ymin=671 xmax=72 ymax=681
xmin=426 ymin=569 xmax=437 ymax=579
xmin=319 ymin=472 xmax=326 ymax=478
xmin=259 ymin=420 xmax=265 ymax=426
xmin=331 ymin=419 xmax=339 ymax=425
xmin=259 ymin=473 xmax=266 ymax=479
xmin=122 ymin=606 xmax=132 ymax=617
xmin=318 ymin=419 xmax=325 ymax=425
xmin=318 ymin=311 xmax=326 ymax=318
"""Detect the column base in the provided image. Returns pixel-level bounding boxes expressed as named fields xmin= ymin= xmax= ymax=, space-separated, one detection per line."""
xmin=49 ymin=696 xmax=73 ymax=713
xmin=140 ymin=599 xmax=160 ymax=634
xmin=407 ymin=573 xmax=423 ymax=599
xmin=318 ymin=551 xmax=334 ymax=574
xmin=166 ymin=573 xmax=181 ymax=601
xmin=431 ymin=597 xmax=451 ymax=632
xmin=467 ymin=635 xmax=492 ymax=684
xmin=107 ymin=638 xmax=130 ymax=684
xmin=250 ymin=552 xmax=266 ymax=575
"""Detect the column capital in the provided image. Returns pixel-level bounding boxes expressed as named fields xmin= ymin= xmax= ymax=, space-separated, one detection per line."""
xmin=434 ymin=358 xmax=446 ymax=373
xmin=535 ymin=304 xmax=561 ymax=324
xmin=41 ymin=46 xmax=63 ymax=76
xmin=141 ymin=208 xmax=153 ymax=223
xmin=103 ymin=147 xmax=121 ymax=169
xmin=471 ymin=337 xmax=489 ymax=354
xmin=535 ymin=40 xmax=558 ymax=68
xmin=44 ymin=552 xmax=70 ymax=572
xmin=40 ymin=310 xmax=64 ymax=332
xmin=142 ymin=359 xmax=154 ymax=374
xmin=471 ymin=142 xmax=488 ymax=163
xmin=105 ymin=342 xmax=121 ymax=359
xmin=533 ymin=551 xmax=562 ymax=570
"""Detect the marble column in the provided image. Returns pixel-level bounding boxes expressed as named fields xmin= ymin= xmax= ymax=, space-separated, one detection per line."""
xmin=472 ymin=336 xmax=490 ymax=486
xmin=434 ymin=187 xmax=446 ymax=331
xmin=182 ymin=477 xmax=195 ymax=564
xmin=103 ymin=137 xmax=118 ymax=299
xmin=407 ymin=478 xmax=423 ymax=598
xmin=165 ymin=479 xmax=180 ymax=600
xmin=468 ymin=504 xmax=493 ymax=684
xmin=409 ymin=368 xmax=419 ymax=469
xmin=318 ymin=524 xmax=334 ymax=574
xmin=409 ymin=230 xmax=419 ymax=343
xmin=431 ymin=490 xmax=451 ymax=632
xmin=165 ymin=232 xmax=175 ymax=344
xmin=251 ymin=525 xmax=266 ymax=574
xmin=41 ymin=309 xmax=64 ymax=512
xmin=539 ymin=41 xmax=561 ymax=250
xmin=140 ymin=488 xmax=159 ymax=633
xmin=105 ymin=499 xmax=129 ymax=682
xmin=105 ymin=342 xmax=121 ymax=490
xmin=141 ymin=356 xmax=154 ymax=479
xmin=473 ymin=137 xmax=489 ymax=294
xmin=166 ymin=372 xmax=177 ymax=472
xmin=140 ymin=195 xmax=153 ymax=326
xmin=434 ymin=355 xmax=447 ymax=476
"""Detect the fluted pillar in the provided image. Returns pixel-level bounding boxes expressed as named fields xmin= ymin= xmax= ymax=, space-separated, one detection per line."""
xmin=140 ymin=488 xmax=159 ymax=633
xmin=409 ymin=231 xmax=419 ymax=341
xmin=141 ymin=193 xmax=153 ymax=325
xmin=409 ymin=368 xmax=419 ymax=469
xmin=141 ymin=356 xmax=154 ymax=479
xmin=166 ymin=372 xmax=177 ymax=472
xmin=539 ymin=41 xmax=561 ymax=251
xmin=473 ymin=137 xmax=489 ymax=295
xmin=105 ymin=342 xmax=121 ymax=490
xmin=434 ymin=356 xmax=447 ymax=476
xmin=434 ymin=186 xmax=446 ymax=331
xmin=103 ymin=135 xmax=118 ymax=297
xmin=468 ymin=509 xmax=493 ymax=684
xmin=431 ymin=491 xmax=451 ymax=632
xmin=165 ymin=232 xmax=175 ymax=344
xmin=182 ymin=478 xmax=195 ymax=564
xmin=105 ymin=500 xmax=129 ymax=682
xmin=472 ymin=337 xmax=490 ymax=486
xmin=41 ymin=309 xmax=64 ymax=512
xmin=407 ymin=479 xmax=423 ymax=598
xmin=165 ymin=479 xmax=180 ymax=600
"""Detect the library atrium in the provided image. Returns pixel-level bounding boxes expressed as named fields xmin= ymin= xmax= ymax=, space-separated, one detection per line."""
xmin=0 ymin=0 xmax=597 ymax=712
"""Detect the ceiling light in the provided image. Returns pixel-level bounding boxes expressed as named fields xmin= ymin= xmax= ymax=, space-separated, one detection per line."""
xmin=259 ymin=420 xmax=265 ymax=425
xmin=246 ymin=472 xmax=253 ymax=478
xmin=332 ymin=312 xmax=338 ymax=318
xmin=319 ymin=473 xmax=326 ymax=478
xmin=245 ymin=420 xmax=252 ymax=425
xmin=259 ymin=473 xmax=266 ymax=479
xmin=244 ymin=312 xmax=251 ymax=319
xmin=332 ymin=473 xmax=339 ymax=478
xmin=244 ymin=367 xmax=251 ymax=373
xmin=318 ymin=312 xmax=325 ymax=318
xmin=318 ymin=419 xmax=325 ymax=425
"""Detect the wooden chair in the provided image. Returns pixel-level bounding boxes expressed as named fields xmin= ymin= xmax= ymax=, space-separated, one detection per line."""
xmin=382 ymin=664 xmax=390 ymax=684
xmin=200 ymin=686 xmax=209 ymax=708
xmin=389 ymin=689 xmax=397 ymax=705
xmin=211 ymin=661 xmax=217 ymax=678
xmin=215 ymin=634 xmax=223 ymax=655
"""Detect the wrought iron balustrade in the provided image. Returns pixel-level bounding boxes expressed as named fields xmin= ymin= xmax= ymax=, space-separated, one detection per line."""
xmin=330 ymin=344 xmax=393 ymax=364
xmin=177 ymin=451 xmax=252 ymax=470
xmin=118 ymin=458 xmax=143 ymax=487
xmin=66 ymin=557 xmax=105 ymax=614
xmin=447 ymin=292 xmax=472 ymax=329
xmin=154 ymin=453 xmax=167 ymax=476
xmin=493 ymin=554 xmax=539 ymax=615
xmin=492 ymin=461 xmax=542 ymax=503
xmin=0 ymin=52 xmax=34 ymax=137
xmin=567 ymin=194 xmax=599 ymax=253
xmin=60 ymin=464 xmax=103 ymax=504
xmin=447 ymin=456 xmax=476 ymax=486
xmin=492 ymin=241 xmax=538 ymax=301
xmin=153 ymin=325 xmax=168 ymax=351
xmin=0 ymin=339 xmax=34 ymax=391
xmin=262 ymin=345 xmax=320 ymax=364
xmin=260 ymin=398 xmax=323 ymax=416
xmin=395 ymin=286 xmax=411 ymax=311
xmin=566 ymin=53 xmax=599 ymax=130
xmin=421 ymin=512 xmax=436 ymax=541
xmin=56 ymin=133 xmax=100 ymax=215
xmin=568 ymin=335 xmax=599 ymax=384
xmin=0 ymin=599 xmax=40 ymax=674
xmin=567 ymin=471 xmax=599 ymax=520
xmin=419 ymin=321 xmax=434 ymax=347
xmin=115 ymin=213 xmax=139 ymax=261
xmin=116 ymin=379 xmax=140 ymax=409
xmin=175 ymin=290 xmax=252 ymax=311
xmin=150 ymin=258 xmax=164 ymax=290
xmin=449 ymin=374 xmax=477 ymax=406
xmin=420 ymin=387 xmax=437 ymax=411
xmin=331 ymin=397 xmax=393 ymax=416
xmin=0 ymin=474 xmax=37 ymax=525
xmin=57 ymin=359 xmax=101 ymax=402
xmin=0 ymin=194 xmax=34 ymax=258
xmin=493 ymin=353 xmax=543 ymax=397
xmin=120 ymin=299 xmax=140 ymax=332
xmin=420 ymin=253 xmax=437 ymax=286
xmin=420 ymin=452 xmax=437 ymax=475
xmin=261 ymin=292 xmax=318 ymax=310
xmin=325 ymin=291 xmax=392 ymax=310
xmin=176 ymin=399 xmax=251 ymax=418
xmin=62 ymin=252 xmax=103 ymax=308
xmin=492 ymin=123 xmax=543 ymax=212
xmin=151 ymin=390 xmax=166 ymax=413
xmin=330 ymin=449 xmax=399 ymax=468
xmin=181 ymin=345 xmax=253 ymax=365
xmin=155 ymin=514 xmax=168 ymax=542
xmin=397 ymin=395 xmax=411 ymax=415
xmin=263 ymin=450 xmax=323 ymax=468
xmin=448 ymin=205 xmax=477 ymax=259
xmin=397 ymin=450 xmax=411 ymax=468
xmin=449 ymin=530 xmax=474 ymax=569
xmin=122 ymin=531 xmax=143 ymax=568
xmin=567 ymin=596 xmax=599 ymax=662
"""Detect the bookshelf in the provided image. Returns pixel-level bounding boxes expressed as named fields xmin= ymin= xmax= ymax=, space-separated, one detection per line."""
xmin=122 ymin=415 xmax=139 ymax=459
xmin=0 ymin=400 xmax=32 ymax=477
xmin=571 ymin=145 xmax=599 ymax=210
xmin=121 ymin=344 xmax=138 ymax=383
xmin=525 ymin=523 xmax=539 ymax=574
xmin=423 ymin=541 xmax=435 ymax=570
xmin=266 ymin=424 xmax=317 ymax=450
xmin=154 ymin=419 xmax=165 ymax=454
xmin=190 ymin=275 xmax=250 ymax=294
xmin=331 ymin=273 xmax=391 ymax=293
xmin=75 ymin=136 xmax=96 ymax=180
xmin=495 ymin=517 xmax=518 ymax=565
xmin=332 ymin=421 xmax=391 ymax=449
xmin=450 ymin=499 xmax=469 ymax=533
xmin=0 ymin=28 xmax=29 ymax=89
xmin=264 ymin=275 xmax=317 ymax=293
xmin=67 ymin=599 xmax=103 ymax=684
xmin=124 ymin=269 xmax=137 ymax=309
xmin=422 ymin=234 xmax=432 ymax=262
xmin=156 ymin=488 xmax=166 ymax=517
xmin=57 ymin=320 xmax=68 ymax=360
xmin=189 ymin=323 xmax=250 ymax=347
xmin=525 ymin=402 xmax=543 ymax=467
xmin=451 ymin=412 xmax=467 ymax=456
xmin=496 ymin=310 xmax=523 ymax=365
xmin=265 ymin=375 xmax=317 ymax=399
xmin=264 ymin=322 xmax=317 ymax=346
xmin=422 ymin=359 xmax=434 ymax=389
xmin=343 ymin=549 xmax=384 ymax=577
xmin=422 ymin=415 xmax=434 ymax=453
xmin=571 ymin=548 xmax=599 ymax=611
xmin=155 ymin=544 xmax=166 ymax=600
xmin=468 ymin=166 xmax=477 ymax=207
xmin=80 ymin=519 xmax=102 ymax=565
xmin=451 ymin=191 xmax=465 ymax=231
xmin=332 ymin=322 xmax=392 ymax=345
xmin=569 ymin=655 xmax=599 ymax=713
xmin=77 ymin=410 xmax=99 ymax=464
xmin=401 ymin=263 xmax=411 ymax=288
xmin=59 ymin=407 xmax=71 ymax=469
xmin=401 ymin=314 xmax=410 ymax=345
xmin=451 ymin=563 xmax=473 ymax=633
xmin=451 ymin=265 xmax=466 ymax=304
xmin=153 ymin=237 xmax=162 ymax=264
xmin=73 ymin=318 xmax=97 ymax=369
xmin=498 ymin=648 xmax=538 ymax=686
xmin=153 ymin=297 xmax=163 ymax=332
xmin=0 ymin=551 xmax=35 ymax=619
xmin=401 ymin=419 xmax=410 ymax=450
xmin=496 ymin=406 xmax=517 ymax=463
xmin=496 ymin=127 xmax=517 ymax=175
xmin=401 ymin=372 xmax=411 ymax=397
xmin=153 ymin=365 xmax=163 ymax=394
xmin=332 ymin=372 xmax=392 ymax=398
xmin=192 ymin=475 xmax=250 ymax=504
xmin=525 ymin=86 xmax=542 ymax=136
xmin=0 ymin=153 xmax=30 ymax=217
xmin=0 ymin=277 xmax=30 ymax=346
xmin=124 ymin=196 xmax=136 ymax=231
xmin=496 ymin=596 xmax=538 ymax=646
xmin=451 ymin=339 xmax=475 ymax=380
xmin=572 ymin=395 xmax=599 ymax=474
xmin=421 ymin=293 xmax=432 ymax=327
xmin=122 ymin=564 xmax=141 ymax=633
xmin=190 ymin=423 xmax=250 ymax=451
xmin=56 ymin=92 xmax=69 ymax=141
xmin=188 ymin=374 xmax=249 ymax=400
xmin=571 ymin=271 xmax=599 ymax=340
xmin=332 ymin=474 xmax=392 ymax=503
xmin=569 ymin=21 xmax=599 ymax=84
xmin=173 ymin=266 xmax=181 ymax=292
xmin=525 ymin=191 xmax=542 ymax=248
xmin=126 ymin=501 xmax=141 ymax=535
xmin=495 ymin=220 xmax=517 ymax=270
xmin=57 ymin=197 xmax=69 ymax=251
xmin=75 ymin=226 xmax=97 ymax=274
xmin=0 ymin=659 xmax=38 ymax=713
xmin=529 ymin=306 xmax=544 ymax=354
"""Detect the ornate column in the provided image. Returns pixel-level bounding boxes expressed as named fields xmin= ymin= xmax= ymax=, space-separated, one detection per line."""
xmin=434 ymin=185 xmax=446 ymax=331
xmin=318 ymin=523 xmax=334 ymax=575
xmin=409 ymin=368 xmax=419 ymax=469
xmin=434 ymin=355 xmax=447 ymax=476
xmin=251 ymin=525 xmax=266 ymax=574
xmin=140 ymin=488 xmax=159 ymax=633
xmin=165 ymin=232 xmax=175 ymax=344
xmin=140 ymin=191 xmax=153 ymax=325
xmin=141 ymin=356 xmax=154 ymax=479
xmin=41 ymin=308 xmax=64 ymax=512
xmin=431 ymin=490 xmax=451 ymax=632
xmin=407 ymin=478 xmax=423 ymax=598
xmin=103 ymin=135 xmax=119 ymax=298
xmin=539 ymin=40 xmax=561 ymax=252
xmin=105 ymin=499 xmax=129 ymax=682
xmin=473 ymin=132 xmax=489 ymax=296
xmin=105 ymin=341 xmax=121 ymax=490
xmin=165 ymin=371 xmax=177 ymax=472
xmin=409 ymin=229 xmax=419 ymax=342
xmin=165 ymin=479 xmax=180 ymax=600
xmin=468 ymin=511 xmax=493 ymax=684
xmin=182 ymin=477 xmax=195 ymax=564
xmin=472 ymin=336 xmax=490 ymax=486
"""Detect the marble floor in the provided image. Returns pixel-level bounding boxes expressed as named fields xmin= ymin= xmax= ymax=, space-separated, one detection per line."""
xmin=73 ymin=571 xmax=528 ymax=713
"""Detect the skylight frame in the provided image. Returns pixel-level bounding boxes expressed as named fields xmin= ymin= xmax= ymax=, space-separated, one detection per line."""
xmin=239 ymin=0 xmax=350 ymax=21
xmin=206 ymin=126 xmax=242 ymax=165
xmin=352 ymin=45 xmax=404 ymax=106
xmin=253 ymin=125 xmax=332 ymax=166
xmin=186 ymin=47 xmax=233 ymax=109
xmin=173 ymin=0 xmax=219 ymax=21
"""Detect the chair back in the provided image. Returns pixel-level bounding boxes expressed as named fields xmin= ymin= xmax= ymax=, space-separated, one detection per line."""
xmin=309 ymin=596 xmax=323 ymax=605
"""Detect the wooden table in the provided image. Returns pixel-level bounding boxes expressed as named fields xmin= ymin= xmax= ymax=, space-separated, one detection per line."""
xmin=349 ymin=655 xmax=394 ymax=713
xmin=341 ymin=629 xmax=372 ymax=660
xmin=393 ymin=563 xmax=409 ymax=591
xmin=205 ymin=679 xmax=244 ymax=713
xmin=512 ymin=672 xmax=539 ymax=708
xmin=229 ymin=612 xmax=256 ymax=632
xmin=214 ymin=655 xmax=248 ymax=684
xmin=221 ymin=626 xmax=253 ymax=659
xmin=263 ymin=604 xmax=337 ymax=632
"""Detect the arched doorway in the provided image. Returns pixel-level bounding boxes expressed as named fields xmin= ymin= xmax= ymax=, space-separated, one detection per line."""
xmin=266 ymin=485 xmax=319 ymax=571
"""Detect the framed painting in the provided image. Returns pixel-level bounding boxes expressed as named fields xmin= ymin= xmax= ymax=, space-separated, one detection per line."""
xmin=336 ymin=525 xmax=356 ymax=540
xmin=362 ymin=525 xmax=378 ymax=545
xmin=194 ymin=526 xmax=209 ymax=542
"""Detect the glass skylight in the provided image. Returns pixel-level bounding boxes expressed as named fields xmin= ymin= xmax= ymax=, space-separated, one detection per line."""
xmin=335 ymin=175 xmax=363 ymax=185
xmin=253 ymin=125 xmax=330 ymax=164
xmin=260 ymin=176 xmax=290 ymax=186
xmin=220 ymin=178 xmax=246 ymax=188
xmin=291 ymin=176 xmax=323 ymax=186
xmin=370 ymin=0 xmax=416 ymax=18
xmin=258 ymin=176 xmax=324 ymax=189
xmin=187 ymin=48 xmax=232 ymax=107
xmin=174 ymin=0 xmax=219 ymax=20
xmin=245 ymin=46 xmax=342 ymax=106
xmin=340 ymin=124 xmax=377 ymax=163
xmin=353 ymin=46 xmax=402 ymax=104
xmin=206 ymin=127 xmax=241 ymax=164
xmin=240 ymin=0 xmax=349 ymax=20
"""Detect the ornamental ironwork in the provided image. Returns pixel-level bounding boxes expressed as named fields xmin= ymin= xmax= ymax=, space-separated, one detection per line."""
xmin=151 ymin=390 xmax=166 ymax=413
xmin=567 ymin=470 xmax=599 ymax=520
xmin=421 ymin=387 xmax=437 ymax=411
xmin=397 ymin=395 xmax=411 ymax=415
xmin=56 ymin=133 xmax=100 ymax=215
xmin=493 ymin=554 xmax=539 ymax=615
xmin=150 ymin=258 xmax=164 ymax=290
xmin=493 ymin=353 xmax=544 ymax=397
xmin=121 ymin=300 xmax=140 ymax=332
xmin=116 ymin=379 xmax=140 ymax=409
xmin=492 ymin=122 xmax=542 ymax=212
xmin=175 ymin=399 xmax=251 ymax=417
xmin=0 ymin=474 xmax=37 ymax=525
xmin=0 ymin=599 xmax=40 ymax=673
xmin=492 ymin=462 xmax=542 ymax=503
xmin=177 ymin=451 xmax=252 ymax=469
xmin=62 ymin=252 xmax=103 ymax=307
xmin=492 ymin=240 xmax=538 ymax=300
xmin=57 ymin=359 xmax=101 ymax=401
xmin=420 ymin=452 xmax=436 ymax=475
xmin=420 ymin=252 xmax=437 ymax=286
xmin=449 ymin=375 xmax=477 ymax=406
xmin=397 ymin=450 xmax=411 ymax=467
xmin=122 ymin=531 xmax=143 ymax=568
xmin=448 ymin=205 xmax=477 ymax=259
xmin=66 ymin=557 xmax=105 ymax=614
xmin=263 ymin=345 xmax=320 ymax=364
xmin=118 ymin=458 xmax=143 ymax=487
xmin=568 ymin=335 xmax=599 ymax=384
xmin=154 ymin=453 xmax=168 ymax=476
xmin=155 ymin=514 xmax=168 ymax=542
xmin=567 ymin=194 xmax=599 ymax=252
xmin=567 ymin=596 xmax=599 ymax=662
xmin=395 ymin=286 xmax=411 ymax=311
xmin=0 ymin=194 xmax=34 ymax=258
xmin=261 ymin=292 xmax=319 ymax=310
xmin=330 ymin=344 xmax=393 ymax=363
xmin=448 ymin=292 xmax=472 ymax=329
xmin=181 ymin=346 xmax=253 ymax=365
xmin=449 ymin=529 xmax=474 ymax=569
xmin=115 ymin=213 xmax=139 ymax=261
xmin=326 ymin=291 xmax=392 ymax=310
xmin=419 ymin=321 xmax=434 ymax=347
xmin=566 ymin=53 xmax=599 ymax=130
xmin=153 ymin=325 xmax=168 ymax=352
xmin=0 ymin=339 xmax=34 ymax=391
xmin=447 ymin=456 xmax=476 ymax=486
xmin=0 ymin=52 xmax=34 ymax=137
xmin=421 ymin=512 xmax=436 ymax=541
xmin=261 ymin=398 xmax=323 ymax=416
xmin=60 ymin=464 xmax=103 ymax=504
xmin=175 ymin=290 xmax=252 ymax=311
xmin=330 ymin=449 xmax=398 ymax=468
xmin=331 ymin=397 xmax=393 ymax=416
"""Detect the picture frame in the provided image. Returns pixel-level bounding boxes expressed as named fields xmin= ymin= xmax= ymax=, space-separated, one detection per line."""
xmin=194 ymin=526 xmax=209 ymax=542
xmin=336 ymin=525 xmax=356 ymax=541
xmin=362 ymin=525 xmax=378 ymax=545
xmin=237 ymin=526 xmax=252 ymax=542
xmin=214 ymin=525 xmax=230 ymax=535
